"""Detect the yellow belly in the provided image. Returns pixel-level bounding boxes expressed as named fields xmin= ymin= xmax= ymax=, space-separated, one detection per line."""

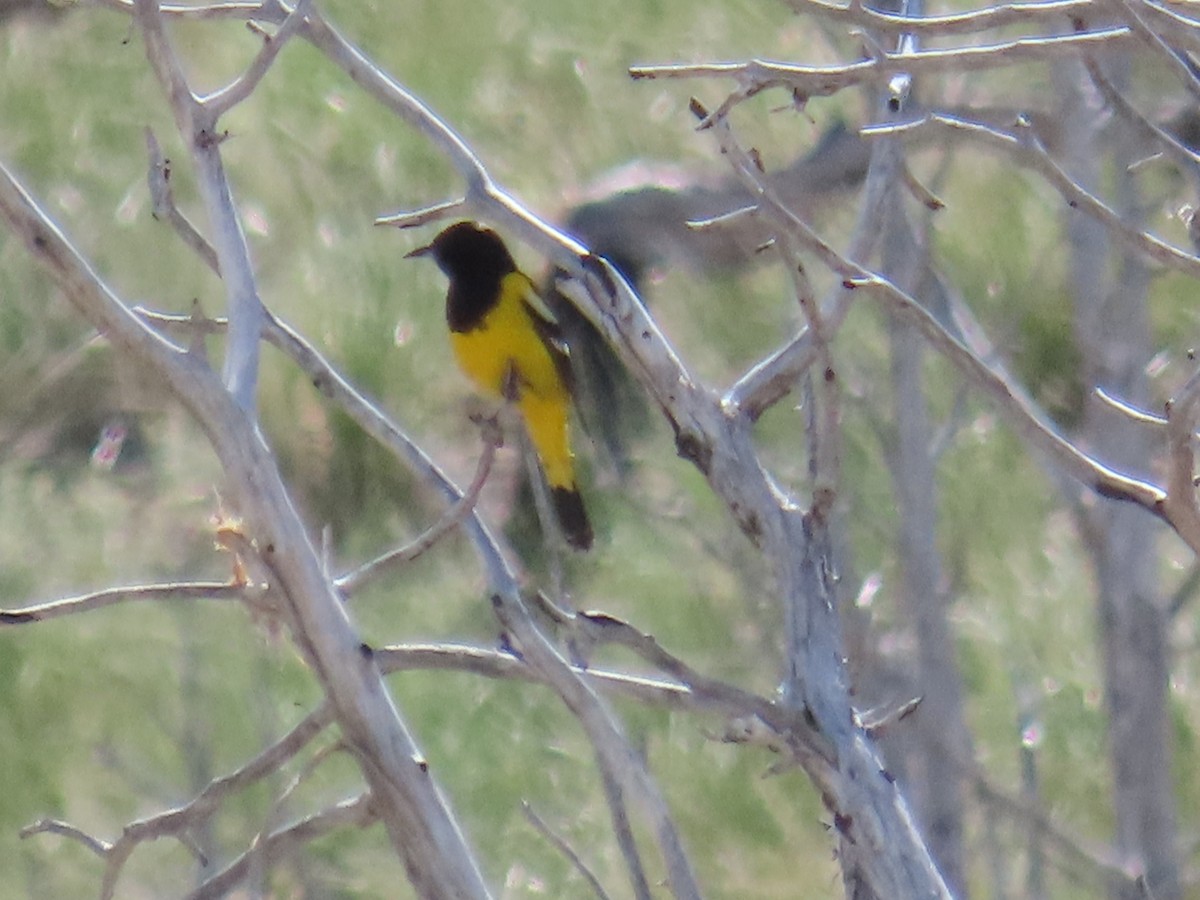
xmin=449 ymin=279 xmax=575 ymax=488
xmin=449 ymin=284 xmax=567 ymax=405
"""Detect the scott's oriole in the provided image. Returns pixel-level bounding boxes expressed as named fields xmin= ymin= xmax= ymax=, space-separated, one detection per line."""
xmin=407 ymin=221 xmax=594 ymax=551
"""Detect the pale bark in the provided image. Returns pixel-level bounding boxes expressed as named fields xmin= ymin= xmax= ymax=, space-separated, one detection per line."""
xmin=1057 ymin=55 xmax=1180 ymax=900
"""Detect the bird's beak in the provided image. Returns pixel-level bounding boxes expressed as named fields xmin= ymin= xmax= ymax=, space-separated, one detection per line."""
xmin=405 ymin=243 xmax=433 ymax=260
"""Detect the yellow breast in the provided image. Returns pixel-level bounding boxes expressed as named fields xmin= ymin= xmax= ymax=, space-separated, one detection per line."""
xmin=449 ymin=274 xmax=567 ymax=403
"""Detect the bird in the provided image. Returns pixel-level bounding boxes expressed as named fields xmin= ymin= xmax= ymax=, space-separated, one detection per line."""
xmin=406 ymin=221 xmax=594 ymax=551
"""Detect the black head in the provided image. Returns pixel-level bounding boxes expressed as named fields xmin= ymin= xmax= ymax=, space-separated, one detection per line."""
xmin=407 ymin=221 xmax=517 ymax=283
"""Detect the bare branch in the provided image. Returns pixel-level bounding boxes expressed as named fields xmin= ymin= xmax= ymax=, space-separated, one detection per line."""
xmin=144 ymin=127 xmax=220 ymax=273
xmin=144 ymin=302 xmax=516 ymax=595
xmin=725 ymin=115 xmax=895 ymax=419
xmin=689 ymin=103 xmax=1172 ymax=542
xmin=864 ymin=113 xmax=1200 ymax=280
xmin=92 ymin=704 xmax=333 ymax=898
xmin=1164 ymin=366 xmax=1200 ymax=557
xmin=41 ymin=5 xmax=1173 ymax=896
xmin=134 ymin=0 xmax=266 ymax=411
xmin=564 ymin=610 xmax=835 ymax=768
xmin=374 ymin=642 xmax=693 ymax=709
xmin=1095 ymin=386 xmax=1168 ymax=427
xmin=784 ymin=0 xmax=1101 ymax=38
xmin=0 ymin=581 xmax=242 ymax=626
xmin=20 ymin=819 xmax=111 ymax=857
xmin=258 ymin=311 xmax=515 ymax=563
xmin=93 ymin=0 xmax=276 ymax=21
xmin=489 ymin=587 xmax=704 ymax=899
xmin=1136 ymin=0 xmax=1200 ymax=58
xmin=857 ymin=269 xmax=1175 ymax=514
xmin=132 ymin=705 xmax=329 ymax=842
xmin=857 ymin=697 xmax=923 ymax=735
xmin=205 ymin=0 xmax=311 ymax=117
xmin=593 ymin=762 xmax=653 ymax=900
xmin=630 ymin=28 xmax=1130 ymax=119
xmin=186 ymin=794 xmax=377 ymax=900
xmin=972 ymin=768 xmax=1139 ymax=889
xmin=376 ymin=198 xmax=468 ymax=230
xmin=135 ymin=304 xmax=226 ymax=336
xmin=687 ymin=98 xmax=844 ymax=510
xmin=336 ymin=422 xmax=500 ymax=596
xmin=1082 ymin=55 xmax=1200 ymax=172
xmin=1167 ymin=560 xmax=1200 ymax=619
xmin=522 ymin=802 xmax=614 ymax=900
xmin=169 ymin=30 xmax=712 ymax=876
xmin=1109 ymin=0 xmax=1200 ymax=105
xmin=0 ymin=157 xmax=491 ymax=899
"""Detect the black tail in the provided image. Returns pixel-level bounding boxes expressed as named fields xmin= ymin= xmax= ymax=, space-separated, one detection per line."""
xmin=552 ymin=486 xmax=594 ymax=551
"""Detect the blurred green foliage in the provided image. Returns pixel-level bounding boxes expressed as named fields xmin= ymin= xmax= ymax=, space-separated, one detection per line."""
xmin=1 ymin=1 xmax=1199 ymax=898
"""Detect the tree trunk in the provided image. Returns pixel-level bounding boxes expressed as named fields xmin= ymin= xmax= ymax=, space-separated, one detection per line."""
xmin=1057 ymin=55 xmax=1180 ymax=900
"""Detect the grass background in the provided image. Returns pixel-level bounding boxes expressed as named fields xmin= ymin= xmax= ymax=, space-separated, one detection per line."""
xmin=2 ymin=1 xmax=1199 ymax=897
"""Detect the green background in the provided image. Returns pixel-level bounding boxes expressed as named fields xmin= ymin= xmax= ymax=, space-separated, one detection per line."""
xmin=2 ymin=1 xmax=1198 ymax=897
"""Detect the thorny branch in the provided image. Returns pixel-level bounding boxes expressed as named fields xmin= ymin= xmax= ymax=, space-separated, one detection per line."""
xmin=630 ymin=27 xmax=1129 ymax=120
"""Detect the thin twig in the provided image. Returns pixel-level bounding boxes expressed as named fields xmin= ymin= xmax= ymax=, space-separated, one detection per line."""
xmin=1082 ymin=55 xmax=1200 ymax=173
xmin=243 ymin=736 xmax=346 ymax=893
xmin=972 ymin=768 xmax=1136 ymax=889
xmin=785 ymin=0 xmax=1100 ymax=37
xmin=1109 ymin=0 xmax=1200 ymax=106
xmin=594 ymin=764 xmax=653 ymax=900
xmin=1136 ymin=0 xmax=1200 ymax=58
xmin=563 ymin=609 xmax=837 ymax=771
xmin=865 ymin=113 xmax=1200 ymax=279
xmin=1167 ymin=561 xmax=1200 ymax=619
xmin=0 ymin=582 xmax=243 ymax=626
xmin=522 ymin=802 xmax=615 ymax=900
xmin=144 ymin=128 xmax=220 ymax=273
xmin=134 ymin=305 xmax=226 ymax=335
xmin=141 ymin=297 xmax=511 ymax=593
xmin=93 ymin=704 xmax=333 ymax=899
xmin=1095 ymin=385 xmax=1167 ymax=427
xmin=20 ymin=819 xmax=111 ymax=857
xmin=374 ymin=642 xmax=693 ymax=708
xmin=336 ymin=423 xmax=501 ymax=596
xmin=206 ymin=0 xmax=311 ymax=116
xmin=187 ymin=794 xmax=376 ymax=900
xmin=93 ymin=0 xmax=272 ymax=20
xmin=375 ymin=197 xmax=468 ymax=229
xmin=630 ymin=28 xmax=1130 ymax=120
xmin=1163 ymin=365 xmax=1200 ymax=557
xmin=725 ymin=106 xmax=896 ymax=419
xmin=135 ymin=0 xmax=266 ymax=411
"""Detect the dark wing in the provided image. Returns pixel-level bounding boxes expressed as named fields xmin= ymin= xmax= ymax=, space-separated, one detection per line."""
xmin=517 ymin=274 xmax=575 ymax=395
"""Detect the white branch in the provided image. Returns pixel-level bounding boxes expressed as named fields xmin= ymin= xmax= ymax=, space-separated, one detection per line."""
xmin=785 ymin=0 xmax=1101 ymax=37
xmin=134 ymin=0 xmax=266 ymax=411
xmin=0 ymin=160 xmax=491 ymax=899
xmin=630 ymin=27 xmax=1130 ymax=119
xmin=1 ymin=581 xmax=243 ymax=626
